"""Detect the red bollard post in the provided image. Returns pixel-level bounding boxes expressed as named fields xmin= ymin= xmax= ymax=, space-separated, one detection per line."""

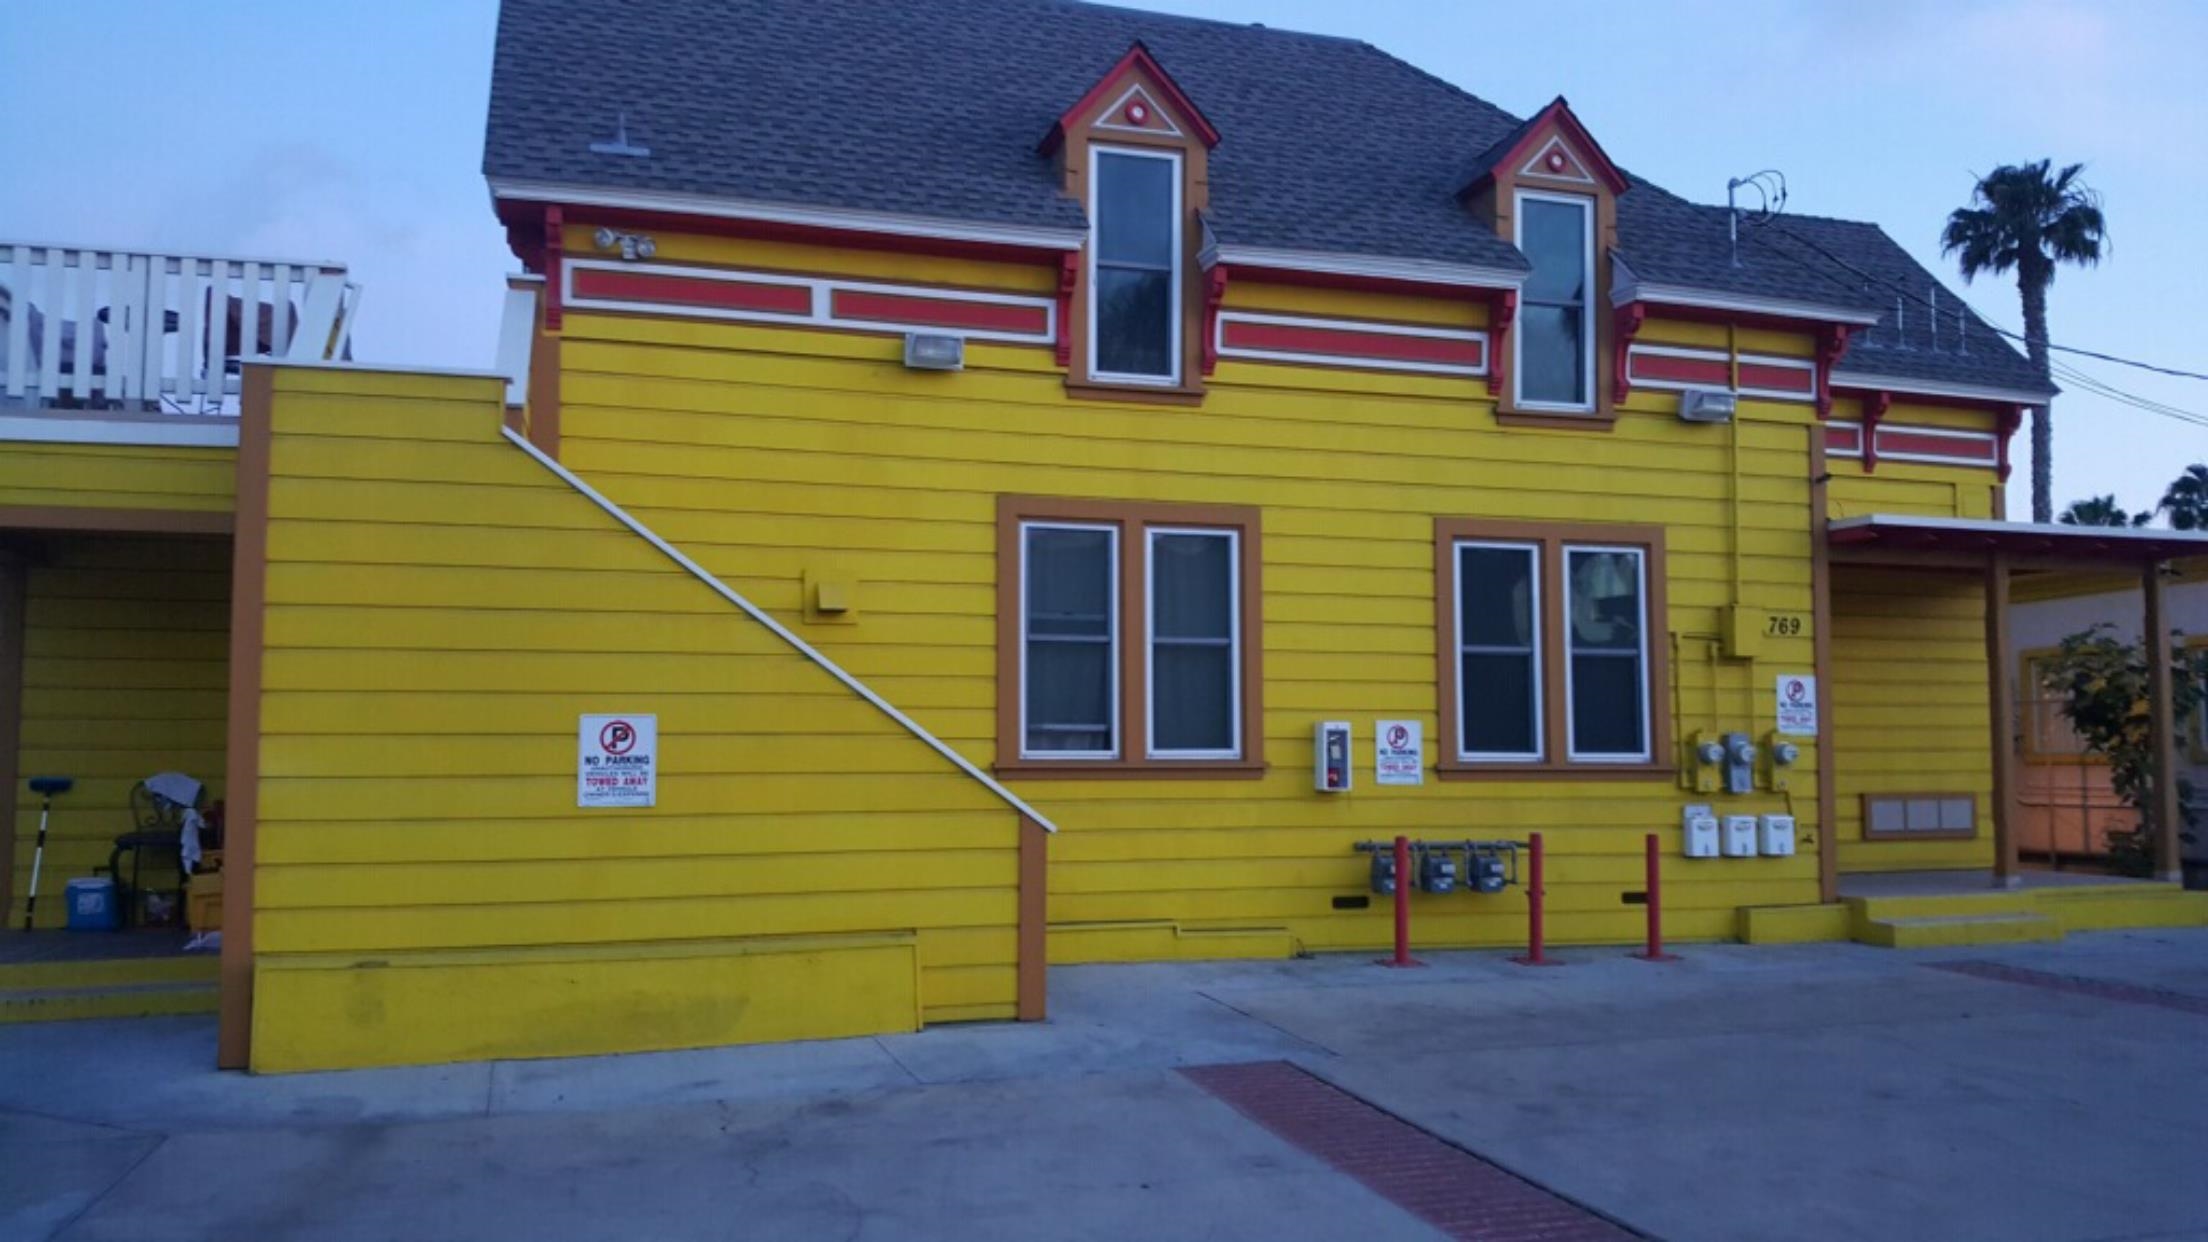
xmin=1376 ymin=835 xmax=1423 ymax=968
xmin=1511 ymin=832 xmax=1562 ymax=966
xmin=1632 ymin=831 xmax=1679 ymax=962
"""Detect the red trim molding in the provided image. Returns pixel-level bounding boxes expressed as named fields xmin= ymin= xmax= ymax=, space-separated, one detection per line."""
xmin=1814 ymin=324 xmax=1851 ymax=418
xmin=1214 ymin=311 xmax=1487 ymax=377
xmin=1201 ymin=266 xmax=1229 ymax=376
xmin=1487 ymin=289 xmax=1517 ymax=397
xmin=1041 ymin=43 xmax=1221 ymax=155
xmin=563 ymin=259 xmax=1058 ymax=345
xmin=1862 ymin=390 xmax=1891 ymax=472
xmin=543 ymin=206 xmax=565 ymax=330
xmin=1055 ymin=253 xmax=1079 ymax=368
xmin=1611 ymin=302 xmax=1645 ymax=404
xmin=1624 ymin=344 xmax=1815 ymax=401
xmin=1826 ymin=410 xmax=1999 ymax=471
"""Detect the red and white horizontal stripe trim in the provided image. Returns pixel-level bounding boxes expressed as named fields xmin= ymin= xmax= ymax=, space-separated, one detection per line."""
xmin=562 ymin=258 xmax=1056 ymax=345
xmin=1625 ymin=344 xmax=1817 ymax=401
xmin=1825 ymin=420 xmax=1999 ymax=469
xmin=1214 ymin=311 xmax=1488 ymax=377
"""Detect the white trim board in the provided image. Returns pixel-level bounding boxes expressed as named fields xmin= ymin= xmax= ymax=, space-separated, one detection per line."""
xmin=1829 ymin=371 xmax=2050 ymax=407
xmin=0 ymin=414 xmax=238 ymax=448
xmin=500 ymin=425 xmax=1058 ymax=832
xmin=1203 ymin=243 xmax=1524 ymax=293
xmin=488 ymin=178 xmax=1087 ymax=252
xmin=1215 ymin=310 xmax=1489 ymax=377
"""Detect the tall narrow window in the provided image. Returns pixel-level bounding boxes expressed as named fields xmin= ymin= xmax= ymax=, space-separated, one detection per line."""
xmin=1456 ymin=542 xmax=1542 ymax=760
xmin=1022 ymin=523 xmax=1118 ymax=757
xmin=1149 ymin=528 xmax=1239 ymax=757
xmin=1564 ymin=546 xmax=1648 ymax=760
xmin=1515 ymin=192 xmax=1593 ymax=409
xmin=1090 ymin=148 xmax=1182 ymax=382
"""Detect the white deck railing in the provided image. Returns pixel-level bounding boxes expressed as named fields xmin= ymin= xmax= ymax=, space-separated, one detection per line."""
xmin=0 ymin=242 xmax=360 ymax=417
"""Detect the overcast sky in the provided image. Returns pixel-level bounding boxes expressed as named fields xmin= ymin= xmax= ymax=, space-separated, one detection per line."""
xmin=6 ymin=1 xmax=2202 ymax=520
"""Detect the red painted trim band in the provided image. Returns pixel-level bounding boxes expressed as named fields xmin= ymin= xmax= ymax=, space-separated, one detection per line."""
xmin=573 ymin=268 xmax=811 ymax=316
xmin=830 ymin=289 xmax=1049 ymax=335
xmin=1878 ymin=429 xmax=1998 ymax=462
xmin=1739 ymin=361 xmax=1816 ymax=394
xmin=1826 ymin=425 xmax=1863 ymax=454
xmin=1223 ymin=320 xmax=1486 ymax=368
xmin=1628 ymin=352 xmax=1729 ymax=385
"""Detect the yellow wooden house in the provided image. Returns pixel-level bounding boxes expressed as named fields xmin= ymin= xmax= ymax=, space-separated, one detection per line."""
xmin=6 ymin=0 xmax=2207 ymax=1072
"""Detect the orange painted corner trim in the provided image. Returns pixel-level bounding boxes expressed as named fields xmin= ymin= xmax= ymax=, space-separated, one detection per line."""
xmin=217 ymin=365 xmax=275 ymax=1071
xmin=526 ymin=304 xmax=563 ymax=459
xmin=1016 ymin=815 xmax=1048 ymax=1022
xmin=0 ymin=505 xmax=234 ymax=535
xmin=1810 ymin=434 xmax=1839 ymax=903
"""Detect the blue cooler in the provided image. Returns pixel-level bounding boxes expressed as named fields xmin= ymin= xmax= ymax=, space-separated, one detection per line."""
xmin=66 ymin=877 xmax=120 ymax=931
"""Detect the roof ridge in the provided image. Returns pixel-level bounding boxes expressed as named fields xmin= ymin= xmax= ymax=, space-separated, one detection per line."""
xmin=1031 ymin=0 xmax=1368 ymax=45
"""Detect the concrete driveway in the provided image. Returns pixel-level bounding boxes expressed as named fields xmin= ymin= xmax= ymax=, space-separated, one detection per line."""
xmin=6 ymin=930 xmax=2208 ymax=1241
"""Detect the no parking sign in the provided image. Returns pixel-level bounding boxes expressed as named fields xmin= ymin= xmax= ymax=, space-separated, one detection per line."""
xmin=1775 ymin=676 xmax=1818 ymax=736
xmin=578 ymin=713 xmax=658 ymax=807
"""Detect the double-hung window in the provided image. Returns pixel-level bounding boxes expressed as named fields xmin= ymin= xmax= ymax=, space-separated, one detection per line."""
xmin=1089 ymin=147 xmax=1182 ymax=384
xmin=1002 ymin=499 xmax=1260 ymax=773
xmin=1437 ymin=520 xmax=1667 ymax=774
xmin=1513 ymin=191 xmax=1595 ymax=411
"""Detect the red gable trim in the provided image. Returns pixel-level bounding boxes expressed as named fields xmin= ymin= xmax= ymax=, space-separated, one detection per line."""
xmin=1468 ymin=97 xmax=1629 ymax=197
xmin=1039 ymin=42 xmax=1221 ymax=155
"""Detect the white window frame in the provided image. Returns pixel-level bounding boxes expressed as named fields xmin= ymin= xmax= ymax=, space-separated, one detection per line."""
xmin=1018 ymin=520 xmax=1121 ymax=761
xmin=1454 ymin=540 xmax=1545 ymax=763
xmin=1512 ymin=189 xmax=1597 ymax=413
xmin=1561 ymin=543 xmax=1652 ymax=764
xmin=1087 ymin=145 xmax=1184 ymax=387
xmin=1144 ymin=526 xmax=1242 ymax=760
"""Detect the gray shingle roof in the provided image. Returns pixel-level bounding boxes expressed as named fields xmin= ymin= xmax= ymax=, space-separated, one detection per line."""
xmin=485 ymin=0 xmax=2047 ymax=397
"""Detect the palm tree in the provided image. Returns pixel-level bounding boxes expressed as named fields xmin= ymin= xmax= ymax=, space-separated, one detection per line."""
xmin=1942 ymin=160 xmax=2107 ymax=523
xmin=2057 ymin=495 xmax=2150 ymax=528
xmin=2160 ymin=464 xmax=2208 ymax=531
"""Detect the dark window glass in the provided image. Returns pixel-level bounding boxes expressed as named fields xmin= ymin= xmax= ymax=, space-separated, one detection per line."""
xmin=1518 ymin=196 xmax=1590 ymax=406
xmin=1094 ymin=151 xmax=1177 ymax=379
xmin=1565 ymin=548 xmax=1646 ymax=757
xmin=1151 ymin=531 xmax=1236 ymax=753
xmin=1458 ymin=543 xmax=1540 ymax=757
xmin=1025 ymin=525 xmax=1115 ymax=754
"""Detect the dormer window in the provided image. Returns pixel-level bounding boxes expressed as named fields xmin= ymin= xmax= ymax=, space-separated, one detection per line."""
xmin=1515 ymin=190 xmax=1595 ymax=410
xmin=1090 ymin=147 xmax=1183 ymax=383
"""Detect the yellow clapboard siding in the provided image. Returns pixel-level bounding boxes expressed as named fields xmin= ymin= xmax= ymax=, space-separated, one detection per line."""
xmin=0 ymin=443 xmax=237 ymax=512
xmin=256 ymin=850 xmax=1016 ymax=908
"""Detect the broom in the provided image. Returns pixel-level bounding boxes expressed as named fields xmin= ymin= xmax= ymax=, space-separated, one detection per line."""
xmin=22 ymin=776 xmax=73 ymax=931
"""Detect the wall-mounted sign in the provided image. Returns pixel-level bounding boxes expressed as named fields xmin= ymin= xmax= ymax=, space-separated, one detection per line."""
xmin=1776 ymin=676 xmax=1818 ymax=736
xmin=1375 ymin=719 xmax=1423 ymax=786
xmin=579 ymin=713 xmax=657 ymax=808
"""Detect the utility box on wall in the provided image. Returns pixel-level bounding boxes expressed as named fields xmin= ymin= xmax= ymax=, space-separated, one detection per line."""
xmin=1721 ymin=815 xmax=1759 ymax=857
xmin=1315 ymin=721 xmax=1352 ymax=792
xmin=1760 ymin=814 xmax=1796 ymax=857
xmin=1682 ymin=805 xmax=1719 ymax=858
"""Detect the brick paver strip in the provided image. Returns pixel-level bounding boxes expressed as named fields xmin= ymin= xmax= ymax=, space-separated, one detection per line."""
xmin=1929 ymin=960 xmax=2208 ymax=1015
xmin=1180 ymin=1061 xmax=1642 ymax=1241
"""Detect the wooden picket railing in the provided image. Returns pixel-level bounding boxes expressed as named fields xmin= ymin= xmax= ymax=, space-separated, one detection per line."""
xmin=0 ymin=242 xmax=359 ymax=417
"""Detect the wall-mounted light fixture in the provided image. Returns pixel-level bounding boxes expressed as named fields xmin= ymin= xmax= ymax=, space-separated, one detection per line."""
xmin=592 ymin=227 xmax=656 ymax=262
xmin=903 ymin=333 xmax=965 ymax=371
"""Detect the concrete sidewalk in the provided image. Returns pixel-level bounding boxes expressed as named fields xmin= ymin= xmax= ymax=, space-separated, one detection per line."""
xmin=6 ymin=931 xmax=2208 ymax=1241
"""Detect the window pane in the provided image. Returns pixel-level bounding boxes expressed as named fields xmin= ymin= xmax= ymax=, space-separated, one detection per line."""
xmin=1096 ymin=153 xmax=1175 ymax=266
xmin=1567 ymin=550 xmax=1641 ymax=651
xmin=1153 ymin=644 xmax=1233 ymax=752
xmin=1458 ymin=545 xmax=1534 ymax=647
xmin=1462 ymin=651 xmax=1538 ymax=755
xmin=1026 ymin=527 xmax=1112 ymax=637
xmin=1096 ymin=268 xmax=1173 ymax=376
xmin=1570 ymin=653 xmax=1644 ymax=755
xmin=1153 ymin=533 xmax=1231 ymax=638
xmin=1026 ymin=641 xmax=1113 ymax=753
xmin=1025 ymin=525 xmax=1114 ymax=754
xmin=1520 ymin=198 xmax=1588 ymax=304
xmin=1518 ymin=304 xmax=1585 ymax=405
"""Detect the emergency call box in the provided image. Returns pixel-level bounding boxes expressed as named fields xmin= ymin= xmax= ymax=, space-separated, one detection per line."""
xmin=1315 ymin=721 xmax=1352 ymax=792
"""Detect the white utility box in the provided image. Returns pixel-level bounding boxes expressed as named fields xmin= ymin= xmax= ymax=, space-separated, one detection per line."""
xmin=1682 ymin=804 xmax=1719 ymax=858
xmin=1315 ymin=721 xmax=1352 ymax=792
xmin=1759 ymin=814 xmax=1797 ymax=857
xmin=1721 ymin=815 xmax=1759 ymax=857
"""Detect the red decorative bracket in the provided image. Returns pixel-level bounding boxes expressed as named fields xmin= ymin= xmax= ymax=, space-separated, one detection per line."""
xmin=1813 ymin=323 xmax=1851 ymax=419
xmin=543 ymin=206 xmax=565 ymax=331
xmin=1996 ymin=406 xmax=2022 ymax=482
xmin=1201 ymin=266 xmax=1229 ymax=376
xmin=1611 ymin=301 xmax=1646 ymax=405
xmin=1054 ymin=252 xmax=1079 ymax=369
xmin=1862 ymin=389 xmax=1890 ymax=474
xmin=1487 ymin=288 xmax=1517 ymax=397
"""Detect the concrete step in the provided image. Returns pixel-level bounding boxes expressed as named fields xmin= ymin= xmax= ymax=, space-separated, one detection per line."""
xmin=0 ymin=953 xmax=218 ymax=992
xmin=1858 ymin=912 xmax=2063 ymax=950
xmin=0 ymin=979 xmax=217 ymax=1024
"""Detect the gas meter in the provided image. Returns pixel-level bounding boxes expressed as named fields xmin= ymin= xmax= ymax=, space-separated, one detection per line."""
xmin=1417 ymin=848 xmax=1458 ymax=894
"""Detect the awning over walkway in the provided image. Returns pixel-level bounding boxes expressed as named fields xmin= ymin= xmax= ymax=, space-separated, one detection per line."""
xmin=1830 ymin=515 xmax=2208 ymax=569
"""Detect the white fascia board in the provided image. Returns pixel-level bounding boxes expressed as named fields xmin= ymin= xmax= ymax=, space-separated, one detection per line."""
xmin=264 ymin=358 xmax=513 ymax=382
xmin=0 ymin=416 xmax=238 ymax=448
xmin=500 ymin=426 xmax=1060 ymax=833
xmin=1206 ymin=243 xmax=1524 ymax=292
xmin=1828 ymin=371 xmax=2053 ymax=407
xmin=488 ymin=179 xmax=1087 ymax=252
xmin=1610 ymin=257 xmax=1883 ymax=326
xmin=1831 ymin=514 xmax=2208 ymax=549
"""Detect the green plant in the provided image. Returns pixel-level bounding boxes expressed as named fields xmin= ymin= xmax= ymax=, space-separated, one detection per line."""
xmin=2041 ymin=624 xmax=2205 ymax=874
xmin=2058 ymin=495 xmax=2151 ymax=528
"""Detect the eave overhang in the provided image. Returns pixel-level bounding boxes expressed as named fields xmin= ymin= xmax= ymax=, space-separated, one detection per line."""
xmin=1830 ymin=515 xmax=2208 ymax=567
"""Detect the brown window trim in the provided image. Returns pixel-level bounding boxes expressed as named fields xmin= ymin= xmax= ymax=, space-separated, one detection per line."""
xmin=996 ymin=496 xmax=1264 ymax=779
xmin=1860 ymin=792 xmax=1980 ymax=842
xmin=1433 ymin=517 xmax=1673 ymax=779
